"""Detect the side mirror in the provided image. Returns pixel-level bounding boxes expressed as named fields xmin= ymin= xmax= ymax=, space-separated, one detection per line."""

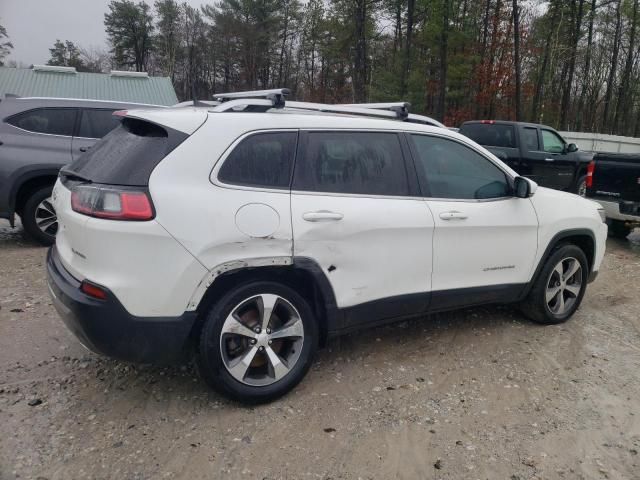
xmin=514 ymin=176 xmax=536 ymax=198
xmin=566 ymin=143 xmax=578 ymax=153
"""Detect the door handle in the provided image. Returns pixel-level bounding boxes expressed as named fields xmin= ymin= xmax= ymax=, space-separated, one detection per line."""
xmin=544 ymin=157 xmax=555 ymax=162
xmin=302 ymin=210 xmax=344 ymax=222
xmin=439 ymin=211 xmax=468 ymax=220
xmin=79 ymin=146 xmax=92 ymax=152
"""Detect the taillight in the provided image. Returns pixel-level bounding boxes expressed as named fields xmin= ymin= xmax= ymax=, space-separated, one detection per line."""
xmin=71 ymin=185 xmax=154 ymax=221
xmin=586 ymin=160 xmax=596 ymax=188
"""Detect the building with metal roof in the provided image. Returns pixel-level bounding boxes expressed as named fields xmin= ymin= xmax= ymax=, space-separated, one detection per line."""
xmin=0 ymin=66 xmax=178 ymax=106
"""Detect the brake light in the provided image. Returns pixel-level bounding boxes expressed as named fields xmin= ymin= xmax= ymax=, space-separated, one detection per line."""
xmin=80 ymin=280 xmax=108 ymax=300
xmin=71 ymin=185 xmax=154 ymax=220
xmin=480 ymin=120 xmax=495 ymax=124
xmin=586 ymin=160 xmax=596 ymax=188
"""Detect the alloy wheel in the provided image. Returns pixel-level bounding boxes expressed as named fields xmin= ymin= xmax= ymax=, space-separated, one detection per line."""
xmin=546 ymin=257 xmax=583 ymax=316
xmin=35 ymin=197 xmax=58 ymax=237
xmin=577 ymin=180 xmax=587 ymax=197
xmin=220 ymin=294 xmax=304 ymax=387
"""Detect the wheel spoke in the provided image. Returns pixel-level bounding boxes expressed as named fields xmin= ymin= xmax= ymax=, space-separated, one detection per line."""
xmin=555 ymin=291 xmax=566 ymax=314
xmin=553 ymin=263 xmax=564 ymax=281
xmin=546 ymin=285 xmax=561 ymax=303
xmin=269 ymin=318 xmax=303 ymax=340
xmin=258 ymin=294 xmax=278 ymax=331
xmin=39 ymin=199 xmax=55 ymax=216
xmin=563 ymin=260 xmax=580 ymax=281
xmin=265 ymin=346 xmax=290 ymax=381
xmin=221 ymin=314 xmax=258 ymax=339
xmin=565 ymin=283 xmax=581 ymax=297
xmin=37 ymin=217 xmax=57 ymax=230
xmin=227 ymin=345 xmax=259 ymax=381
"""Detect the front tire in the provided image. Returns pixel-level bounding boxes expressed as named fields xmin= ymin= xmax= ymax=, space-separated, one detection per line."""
xmin=609 ymin=220 xmax=632 ymax=239
xmin=197 ymin=281 xmax=318 ymax=403
xmin=21 ymin=186 xmax=57 ymax=246
xmin=520 ymin=244 xmax=589 ymax=324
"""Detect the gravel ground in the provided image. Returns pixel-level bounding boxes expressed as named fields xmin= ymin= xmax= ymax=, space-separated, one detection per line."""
xmin=1 ymin=221 xmax=640 ymax=480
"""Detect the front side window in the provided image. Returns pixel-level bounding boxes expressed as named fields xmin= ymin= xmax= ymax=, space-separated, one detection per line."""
xmin=410 ymin=134 xmax=510 ymax=200
xmin=293 ymin=131 xmax=409 ymax=196
xmin=7 ymin=108 xmax=76 ymax=136
xmin=541 ymin=129 xmax=565 ymax=154
xmin=78 ymin=109 xmax=120 ymax=138
xmin=218 ymin=132 xmax=297 ymax=189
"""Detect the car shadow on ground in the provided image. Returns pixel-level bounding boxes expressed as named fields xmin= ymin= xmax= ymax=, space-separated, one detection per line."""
xmin=50 ymin=303 xmax=533 ymax=411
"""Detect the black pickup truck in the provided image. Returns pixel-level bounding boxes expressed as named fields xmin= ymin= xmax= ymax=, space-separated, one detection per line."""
xmin=585 ymin=153 xmax=640 ymax=238
xmin=459 ymin=120 xmax=593 ymax=194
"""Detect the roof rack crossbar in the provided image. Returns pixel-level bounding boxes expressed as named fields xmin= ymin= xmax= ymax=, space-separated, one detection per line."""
xmin=206 ymin=90 xmax=445 ymax=127
xmin=213 ymin=88 xmax=290 ymax=108
xmin=210 ymin=99 xmax=275 ymax=112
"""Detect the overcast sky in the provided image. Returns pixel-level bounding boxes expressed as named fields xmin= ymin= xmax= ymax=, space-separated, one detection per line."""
xmin=0 ymin=0 xmax=207 ymax=66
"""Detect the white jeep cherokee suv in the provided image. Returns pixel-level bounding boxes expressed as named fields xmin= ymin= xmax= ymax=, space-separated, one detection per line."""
xmin=47 ymin=90 xmax=607 ymax=403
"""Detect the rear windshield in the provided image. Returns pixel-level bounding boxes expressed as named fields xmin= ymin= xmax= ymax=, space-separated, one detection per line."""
xmin=62 ymin=118 xmax=187 ymax=186
xmin=460 ymin=123 xmax=517 ymax=148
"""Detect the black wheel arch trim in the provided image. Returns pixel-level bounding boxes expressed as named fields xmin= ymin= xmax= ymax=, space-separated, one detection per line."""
xmin=5 ymin=165 xmax=64 ymax=216
xmin=291 ymin=257 xmax=342 ymax=331
xmin=519 ymin=228 xmax=597 ymax=300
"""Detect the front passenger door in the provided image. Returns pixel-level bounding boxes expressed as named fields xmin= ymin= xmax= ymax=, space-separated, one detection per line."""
xmin=408 ymin=134 xmax=539 ymax=309
xmin=527 ymin=129 xmax=576 ymax=190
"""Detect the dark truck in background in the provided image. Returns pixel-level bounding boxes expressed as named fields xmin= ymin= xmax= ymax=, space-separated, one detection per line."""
xmin=585 ymin=153 xmax=640 ymax=238
xmin=459 ymin=120 xmax=593 ymax=195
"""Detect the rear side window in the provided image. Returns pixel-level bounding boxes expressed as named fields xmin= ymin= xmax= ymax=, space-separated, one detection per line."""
xmin=523 ymin=127 xmax=539 ymax=151
xmin=218 ymin=132 xmax=297 ymax=189
xmin=410 ymin=134 xmax=510 ymax=199
xmin=78 ymin=109 xmax=120 ymax=138
xmin=7 ymin=108 xmax=76 ymax=136
xmin=460 ymin=123 xmax=516 ymax=148
xmin=294 ymin=131 xmax=409 ymax=196
xmin=62 ymin=118 xmax=187 ymax=186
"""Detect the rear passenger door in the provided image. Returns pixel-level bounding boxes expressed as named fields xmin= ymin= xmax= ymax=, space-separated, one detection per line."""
xmin=71 ymin=109 xmax=120 ymax=161
xmin=4 ymin=108 xmax=77 ymax=167
xmin=408 ymin=133 xmax=538 ymax=309
xmin=291 ymin=130 xmax=435 ymax=325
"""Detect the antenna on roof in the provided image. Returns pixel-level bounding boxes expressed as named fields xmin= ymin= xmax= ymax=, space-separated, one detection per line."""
xmin=213 ymin=88 xmax=290 ymax=109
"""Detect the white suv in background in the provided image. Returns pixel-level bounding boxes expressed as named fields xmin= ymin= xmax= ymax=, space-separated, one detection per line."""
xmin=47 ymin=90 xmax=608 ymax=403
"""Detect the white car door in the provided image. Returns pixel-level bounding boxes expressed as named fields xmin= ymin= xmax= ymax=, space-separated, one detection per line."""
xmin=291 ymin=131 xmax=435 ymax=328
xmin=407 ymin=133 xmax=539 ymax=309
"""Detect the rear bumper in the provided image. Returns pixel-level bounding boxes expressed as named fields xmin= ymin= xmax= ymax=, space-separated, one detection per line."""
xmin=46 ymin=246 xmax=197 ymax=364
xmin=591 ymin=198 xmax=640 ymax=223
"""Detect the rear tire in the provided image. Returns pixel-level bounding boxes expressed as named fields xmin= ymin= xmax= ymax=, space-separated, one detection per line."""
xmin=197 ymin=281 xmax=318 ymax=404
xmin=520 ymin=244 xmax=589 ymax=325
xmin=609 ymin=220 xmax=632 ymax=239
xmin=21 ymin=186 xmax=57 ymax=246
xmin=575 ymin=175 xmax=587 ymax=197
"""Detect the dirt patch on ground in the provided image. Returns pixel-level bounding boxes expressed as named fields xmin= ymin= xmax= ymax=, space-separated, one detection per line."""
xmin=1 ymin=222 xmax=640 ymax=479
